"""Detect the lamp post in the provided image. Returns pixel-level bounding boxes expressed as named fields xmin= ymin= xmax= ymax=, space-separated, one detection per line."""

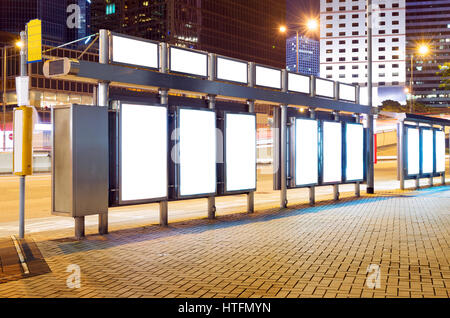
xmin=366 ymin=0 xmax=375 ymax=194
xmin=279 ymin=18 xmax=318 ymax=73
xmin=409 ymin=44 xmax=429 ymax=113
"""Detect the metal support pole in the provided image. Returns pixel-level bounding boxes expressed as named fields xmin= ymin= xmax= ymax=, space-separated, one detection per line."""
xmin=296 ymin=31 xmax=299 ymax=73
xmin=429 ymin=175 xmax=433 ymax=187
xmin=355 ymin=114 xmax=361 ymax=197
xmin=2 ymin=46 xmax=7 ymax=152
xmin=207 ymin=53 xmax=217 ymax=219
xmin=18 ymin=31 xmax=26 ymax=239
xmin=442 ymin=173 xmax=446 ymax=185
xmin=366 ymin=0 xmax=375 ymax=194
xmin=74 ymin=216 xmax=85 ymax=240
xmin=399 ymin=122 xmax=405 ymax=190
xmin=415 ymin=176 xmax=420 ymax=190
xmin=333 ymin=111 xmax=340 ymax=201
xmin=280 ymin=70 xmax=288 ymax=208
xmin=309 ymin=108 xmax=316 ymax=205
xmin=19 ymin=176 xmax=25 ymax=238
xmin=247 ymin=62 xmax=256 ymax=213
xmin=97 ymin=29 xmax=109 ymax=234
xmin=159 ymin=42 xmax=169 ymax=226
xmin=280 ymin=104 xmax=288 ymax=208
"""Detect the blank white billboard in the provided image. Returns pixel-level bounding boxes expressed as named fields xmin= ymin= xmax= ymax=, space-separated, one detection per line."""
xmin=345 ymin=123 xmax=364 ymax=181
xmin=255 ymin=65 xmax=281 ymax=89
xmin=179 ymin=109 xmax=216 ymax=196
xmin=217 ymin=57 xmax=248 ymax=84
xmin=339 ymin=84 xmax=356 ymax=102
xmin=120 ymin=104 xmax=167 ymax=202
xmin=422 ymin=129 xmax=434 ymax=175
xmin=315 ymin=78 xmax=335 ymax=98
xmin=288 ymin=73 xmax=310 ymax=94
xmin=435 ymin=130 xmax=446 ymax=173
xmin=295 ymin=119 xmax=318 ymax=186
xmin=225 ymin=113 xmax=256 ymax=192
xmin=170 ymin=47 xmax=207 ymax=77
xmin=112 ymin=35 xmax=159 ymax=69
xmin=407 ymin=127 xmax=420 ymax=176
xmin=322 ymin=121 xmax=342 ymax=183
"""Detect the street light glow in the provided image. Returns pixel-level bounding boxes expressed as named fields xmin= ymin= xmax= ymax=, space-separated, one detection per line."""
xmin=15 ymin=40 xmax=24 ymax=48
xmin=418 ymin=44 xmax=429 ymax=55
xmin=306 ymin=19 xmax=318 ymax=31
xmin=279 ymin=26 xmax=287 ymax=33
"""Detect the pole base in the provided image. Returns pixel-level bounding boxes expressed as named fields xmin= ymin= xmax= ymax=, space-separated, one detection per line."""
xmin=367 ymin=187 xmax=375 ymax=194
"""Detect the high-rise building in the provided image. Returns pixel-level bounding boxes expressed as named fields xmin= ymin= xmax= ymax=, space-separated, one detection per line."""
xmin=320 ymin=0 xmax=407 ymax=105
xmin=286 ymin=35 xmax=320 ymax=76
xmin=0 ymin=0 xmax=69 ymax=42
xmin=406 ymin=0 xmax=450 ymax=108
xmin=91 ymin=0 xmax=286 ymax=68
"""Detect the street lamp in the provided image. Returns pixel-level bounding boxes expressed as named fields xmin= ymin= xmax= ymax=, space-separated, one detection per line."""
xmin=409 ymin=44 xmax=430 ymax=113
xmin=279 ymin=18 xmax=318 ymax=74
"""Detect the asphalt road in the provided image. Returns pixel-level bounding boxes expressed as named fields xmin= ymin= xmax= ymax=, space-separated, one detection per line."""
xmin=0 ymin=160 xmax=448 ymax=237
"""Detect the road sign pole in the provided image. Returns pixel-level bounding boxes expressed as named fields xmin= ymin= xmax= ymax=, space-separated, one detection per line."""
xmin=367 ymin=0 xmax=375 ymax=194
xmin=19 ymin=30 xmax=27 ymax=239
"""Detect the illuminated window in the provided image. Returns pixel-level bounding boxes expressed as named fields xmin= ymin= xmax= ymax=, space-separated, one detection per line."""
xmin=106 ymin=3 xmax=116 ymax=15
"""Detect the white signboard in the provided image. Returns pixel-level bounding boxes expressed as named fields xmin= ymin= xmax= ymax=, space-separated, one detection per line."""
xmin=345 ymin=123 xmax=364 ymax=181
xmin=315 ymin=78 xmax=335 ymax=98
xmin=295 ymin=119 xmax=318 ymax=186
xmin=13 ymin=110 xmax=23 ymax=174
xmin=339 ymin=83 xmax=356 ymax=102
xmin=407 ymin=127 xmax=420 ymax=176
xmin=322 ymin=121 xmax=342 ymax=183
xmin=170 ymin=47 xmax=207 ymax=77
xmin=120 ymin=104 xmax=168 ymax=202
xmin=255 ymin=65 xmax=281 ymax=89
xmin=179 ymin=109 xmax=216 ymax=196
xmin=435 ymin=130 xmax=446 ymax=173
xmin=288 ymin=73 xmax=310 ymax=94
xmin=421 ymin=129 xmax=434 ymax=175
xmin=112 ymin=35 xmax=159 ymax=69
xmin=15 ymin=76 xmax=29 ymax=106
xmin=225 ymin=113 xmax=256 ymax=192
xmin=217 ymin=57 xmax=248 ymax=84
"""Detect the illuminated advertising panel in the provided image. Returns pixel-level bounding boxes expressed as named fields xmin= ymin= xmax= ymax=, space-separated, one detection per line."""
xmin=345 ymin=123 xmax=364 ymax=181
xmin=179 ymin=109 xmax=216 ymax=196
xmin=421 ymin=129 xmax=434 ymax=175
xmin=255 ymin=65 xmax=281 ymax=89
xmin=169 ymin=47 xmax=208 ymax=77
xmin=435 ymin=130 xmax=446 ymax=173
xmin=288 ymin=73 xmax=310 ymax=94
xmin=315 ymin=78 xmax=335 ymax=99
xmin=339 ymin=84 xmax=357 ymax=102
xmin=217 ymin=57 xmax=248 ymax=84
xmin=322 ymin=121 xmax=342 ymax=183
xmin=406 ymin=127 xmax=420 ymax=176
xmin=225 ymin=113 xmax=256 ymax=192
xmin=111 ymin=35 xmax=159 ymax=69
xmin=120 ymin=103 xmax=167 ymax=202
xmin=295 ymin=118 xmax=318 ymax=186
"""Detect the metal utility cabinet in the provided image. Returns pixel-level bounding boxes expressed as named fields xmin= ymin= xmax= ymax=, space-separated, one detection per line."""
xmin=52 ymin=104 xmax=108 ymax=218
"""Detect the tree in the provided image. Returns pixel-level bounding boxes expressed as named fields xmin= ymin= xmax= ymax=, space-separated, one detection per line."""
xmin=380 ymin=99 xmax=406 ymax=112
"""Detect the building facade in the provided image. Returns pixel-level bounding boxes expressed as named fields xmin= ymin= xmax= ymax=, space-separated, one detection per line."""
xmin=320 ymin=0 xmax=407 ymax=106
xmin=406 ymin=0 xmax=450 ymax=108
xmin=286 ymin=35 xmax=320 ymax=76
xmin=0 ymin=0 xmax=83 ymax=43
xmin=91 ymin=0 xmax=286 ymax=68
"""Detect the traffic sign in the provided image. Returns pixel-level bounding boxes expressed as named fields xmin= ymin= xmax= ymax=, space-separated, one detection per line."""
xmin=27 ymin=19 xmax=42 ymax=63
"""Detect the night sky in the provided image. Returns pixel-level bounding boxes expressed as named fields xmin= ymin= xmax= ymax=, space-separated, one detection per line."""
xmin=286 ymin=0 xmax=320 ymax=38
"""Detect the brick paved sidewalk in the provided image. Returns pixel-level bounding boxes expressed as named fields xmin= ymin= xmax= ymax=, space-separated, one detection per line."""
xmin=0 ymin=187 xmax=448 ymax=298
